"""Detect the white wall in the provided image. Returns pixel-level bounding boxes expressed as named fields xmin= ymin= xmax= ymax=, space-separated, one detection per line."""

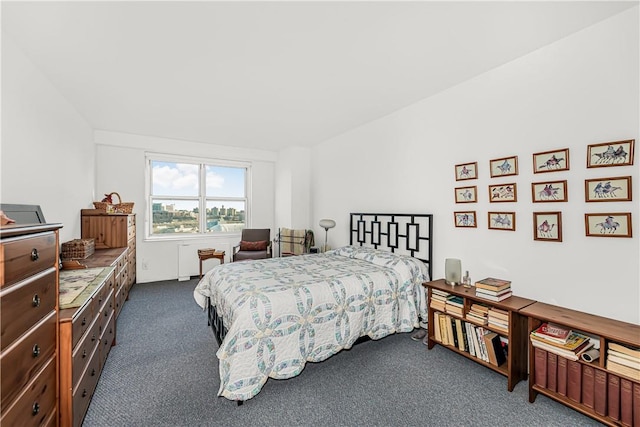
xmin=1 ymin=35 xmax=95 ymax=242
xmin=311 ymin=8 xmax=639 ymax=324
xmin=275 ymin=146 xmax=311 ymax=229
xmin=94 ymin=130 xmax=276 ymax=283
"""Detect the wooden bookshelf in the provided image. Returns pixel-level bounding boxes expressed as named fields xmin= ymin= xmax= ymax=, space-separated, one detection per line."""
xmin=423 ymin=279 xmax=535 ymax=391
xmin=520 ymin=302 xmax=640 ymax=427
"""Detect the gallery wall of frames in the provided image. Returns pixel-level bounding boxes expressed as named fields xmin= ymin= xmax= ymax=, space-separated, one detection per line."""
xmin=453 ymin=139 xmax=635 ymax=241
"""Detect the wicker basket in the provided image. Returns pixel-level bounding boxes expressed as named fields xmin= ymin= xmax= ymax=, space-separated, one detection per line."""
xmin=93 ymin=192 xmax=134 ymax=213
xmin=61 ymin=238 xmax=95 ymax=260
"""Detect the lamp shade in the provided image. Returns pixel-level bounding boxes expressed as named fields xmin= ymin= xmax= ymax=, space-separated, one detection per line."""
xmin=319 ymin=219 xmax=336 ymax=230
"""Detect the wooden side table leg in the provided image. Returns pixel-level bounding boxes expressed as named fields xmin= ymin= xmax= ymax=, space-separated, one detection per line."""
xmin=199 ymin=258 xmax=203 ymax=279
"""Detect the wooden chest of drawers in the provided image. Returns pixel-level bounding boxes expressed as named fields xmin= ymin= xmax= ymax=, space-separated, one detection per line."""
xmin=1 ymin=223 xmax=62 ymax=427
xmin=59 ymin=266 xmax=115 ymax=427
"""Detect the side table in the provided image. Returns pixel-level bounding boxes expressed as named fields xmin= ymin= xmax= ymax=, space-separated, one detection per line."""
xmin=198 ymin=248 xmax=225 ymax=278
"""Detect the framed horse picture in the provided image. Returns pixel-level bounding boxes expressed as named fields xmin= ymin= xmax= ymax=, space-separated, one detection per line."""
xmin=533 ymin=212 xmax=562 ymax=242
xmin=488 ymin=212 xmax=515 ymax=231
xmin=490 ymin=156 xmax=518 ymax=178
xmin=587 ymin=139 xmax=635 ymax=168
xmin=533 ymin=148 xmax=570 ymax=173
xmin=585 ymin=213 xmax=632 ymax=237
xmin=454 ymin=211 xmax=477 ymax=228
xmin=532 ymin=180 xmax=568 ymax=203
xmin=489 ymin=183 xmax=517 ymax=202
xmin=455 ymin=162 xmax=478 ymax=181
xmin=585 ymin=176 xmax=632 ymax=202
xmin=454 ymin=186 xmax=477 ymax=203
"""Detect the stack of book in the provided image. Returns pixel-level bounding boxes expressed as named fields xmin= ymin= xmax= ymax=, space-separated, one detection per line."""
xmin=606 ymin=342 xmax=640 ymax=381
xmin=475 ymin=277 xmax=512 ymax=302
xmin=466 ymin=303 xmax=489 ymax=325
xmin=530 ymin=322 xmax=594 ymax=361
xmin=487 ymin=307 xmax=509 ymax=333
xmin=429 ymin=289 xmax=449 ymax=312
xmin=445 ymin=295 xmax=464 ymax=317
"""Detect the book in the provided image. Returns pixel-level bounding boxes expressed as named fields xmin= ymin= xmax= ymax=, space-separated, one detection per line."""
xmin=593 ymin=369 xmax=607 ymax=416
xmin=557 ymin=356 xmax=568 ymax=396
xmin=532 ymin=322 xmax=571 ymax=344
xmin=445 ymin=295 xmax=464 ymax=307
xmin=609 ymin=342 xmax=640 ymax=359
xmin=470 ymin=303 xmax=490 ymax=314
xmin=433 ymin=312 xmax=442 ymax=343
xmin=465 ymin=322 xmax=476 ymax=357
xmin=567 ymin=360 xmax=582 ymax=402
xmin=483 ymin=332 xmax=506 ymax=367
xmin=438 ymin=313 xmax=449 ymax=346
xmin=455 ymin=318 xmax=466 ymax=352
xmin=530 ymin=330 xmax=590 ymax=352
xmin=608 ymin=374 xmax=621 ymax=421
xmin=581 ymin=365 xmax=595 ymax=408
xmin=487 ymin=307 xmax=509 ymax=321
xmin=475 ymin=287 xmax=512 ymax=297
xmin=606 ymin=359 xmax=640 ymax=381
xmin=475 ymin=277 xmax=511 ymax=291
xmin=475 ymin=291 xmax=512 ymax=302
xmin=534 ymin=347 xmax=547 ymax=388
xmin=530 ymin=337 xmax=593 ymax=361
xmin=608 ymin=348 xmax=640 ymax=363
xmin=547 ymin=352 xmax=557 ymax=392
xmin=620 ymin=378 xmax=633 ymax=426
xmin=608 ymin=353 xmax=640 ymax=370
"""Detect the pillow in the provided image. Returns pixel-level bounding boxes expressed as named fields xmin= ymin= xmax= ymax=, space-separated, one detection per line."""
xmin=239 ymin=240 xmax=268 ymax=251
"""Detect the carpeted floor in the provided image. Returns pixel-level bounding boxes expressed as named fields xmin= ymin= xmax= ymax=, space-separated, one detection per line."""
xmin=82 ymin=279 xmax=601 ymax=426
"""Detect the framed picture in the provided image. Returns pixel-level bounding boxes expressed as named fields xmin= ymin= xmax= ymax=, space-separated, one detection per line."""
xmin=533 ymin=212 xmax=562 ymax=242
xmin=533 ymin=148 xmax=570 ymax=173
xmin=585 ymin=213 xmax=632 ymax=238
xmin=454 ymin=211 xmax=477 ymax=228
xmin=531 ymin=180 xmax=568 ymax=203
xmin=490 ymin=156 xmax=518 ymax=178
xmin=454 ymin=186 xmax=477 ymax=203
xmin=585 ymin=176 xmax=632 ymax=202
xmin=455 ymin=162 xmax=478 ymax=181
xmin=488 ymin=212 xmax=516 ymax=231
xmin=587 ymin=139 xmax=635 ymax=168
xmin=489 ymin=183 xmax=517 ymax=202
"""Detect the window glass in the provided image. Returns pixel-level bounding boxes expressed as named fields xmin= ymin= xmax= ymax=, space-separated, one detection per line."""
xmin=151 ymin=199 xmax=200 ymax=234
xmin=152 ymin=161 xmax=199 ymax=197
xmin=205 ymin=201 xmax=246 ymax=233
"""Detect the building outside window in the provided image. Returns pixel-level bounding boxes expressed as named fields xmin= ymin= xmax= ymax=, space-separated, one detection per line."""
xmin=147 ymin=155 xmax=249 ymax=237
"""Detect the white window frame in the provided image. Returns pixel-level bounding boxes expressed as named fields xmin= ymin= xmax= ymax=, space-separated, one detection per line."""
xmin=145 ymin=153 xmax=251 ymax=240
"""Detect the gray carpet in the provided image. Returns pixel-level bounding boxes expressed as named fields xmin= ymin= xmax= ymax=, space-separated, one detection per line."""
xmin=82 ymin=279 xmax=601 ymax=427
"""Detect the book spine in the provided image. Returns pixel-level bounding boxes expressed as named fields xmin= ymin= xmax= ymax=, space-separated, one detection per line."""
xmin=439 ymin=314 xmax=449 ymax=346
xmin=491 ymin=334 xmax=506 ymax=366
xmin=557 ymin=356 xmax=568 ymax=396
xmin=484 ymin=333 xmax=498 ymax=366
xmin=620 ymin=378 xmax=633 ymax=426
xmin=567 ymin=360 xmax=582 ymax=403
xmin=593 ymin=369 xmax=607 ymax=416
xmin=433 ymin=312 xmax=441 ymax=343
xmin=581 ymin=365 xmax=595 ymax=409
xmin=547 ymin=352 xmax=558 ymax=392
xmin=534 ymin=347 xmax=547 ymax=388
xmin=608 ymin=373 xmax=621 ymax=421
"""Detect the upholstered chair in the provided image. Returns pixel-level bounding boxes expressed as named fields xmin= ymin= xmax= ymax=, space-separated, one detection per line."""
xmin=232 ymin=229 xmax=272 ymax=262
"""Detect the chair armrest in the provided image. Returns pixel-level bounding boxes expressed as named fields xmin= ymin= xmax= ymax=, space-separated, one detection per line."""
xmin=233 ymin=244 xmax=240 ymax=254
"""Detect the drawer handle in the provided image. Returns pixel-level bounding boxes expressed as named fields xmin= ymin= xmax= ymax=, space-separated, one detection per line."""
xmin=91 ymin=368 xmax=96 ymax=377
xmin=91 ymin=334 xmax=97 ymax=342
xmin=82 ymin=389 xmax=87 ymax=398
xmin=32 ymin=344 xmax=40 ymax=357
xmin=32 ymin=402 xmax=40 ymax=416
xmin=82 ymin=349 xmax=87 ymax=358
xmin=32 ymin=294 xmax=41 ymax=307
xmin=31 ymin=248 xmax=39 ymax=261
xmin=82 ymin=317 xmax=87 ymax=326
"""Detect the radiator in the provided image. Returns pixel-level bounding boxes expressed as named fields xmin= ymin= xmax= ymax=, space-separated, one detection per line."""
xmin=177 ymin=241 xmax=231 ymax=281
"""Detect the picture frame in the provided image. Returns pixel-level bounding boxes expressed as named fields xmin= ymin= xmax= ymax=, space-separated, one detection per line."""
xmin=489 ymin=183 xmax=517 ymax=202
xmin=455 ymin=162 xmax=478 ymax=181
xmin=585 ymin=213 xmax=632 ymax=238
xmin=454 ymin=211 xmax=477 ymax=228
xmin=533 ymin=212 xmax=562 ymax=242
xmin=490 ymin=156 xmax=518 ymax=178
xmin=585 ymin=176 xmax=632 ymax=202
xmin=587 ymin=139 xmax=635 ymax=168
xmin=488 ymin=212 xmax=516 ymax=231
xmin=533 ymin=148 xmax=570 ymax=173
xmin=454 ymin=186 xmax=477 ymax=203
xmin=531 ymin=180 xmax=568 ymax=203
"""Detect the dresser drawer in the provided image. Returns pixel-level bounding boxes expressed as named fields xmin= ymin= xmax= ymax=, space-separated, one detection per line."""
xmin=0 ymin=268 xmax=56 ymax=351
xmin=1 ymin=232 xmax=57 ymax=289
xmin=72 ymin=347 xmax=101 ymax=427
xmin=71 ymin=298 xmax=96 ymax=349
xmin=99 ymin=310 xmax=116 ymax=369
xmin=98 ymin=289 xmax=114 ymax=334
xmin=0 ymin=311 xmax=56 ymax=411
xmin=71 ymin=315 xmax=100 ymax=390
xmin=0 ymin=356 xmax=56 ymax=427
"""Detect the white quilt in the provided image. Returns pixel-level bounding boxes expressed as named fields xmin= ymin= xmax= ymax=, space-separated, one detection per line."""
xmin=193 ymin=245 xmax=429 ymax=401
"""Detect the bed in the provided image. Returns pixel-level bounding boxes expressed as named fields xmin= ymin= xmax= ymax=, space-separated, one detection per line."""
xmin=193 ymin=213 xmax=433 ymax=402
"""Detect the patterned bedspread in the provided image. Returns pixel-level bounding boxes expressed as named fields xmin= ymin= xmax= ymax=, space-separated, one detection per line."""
xmin=193 ymin=245 xmax=429 ymax=401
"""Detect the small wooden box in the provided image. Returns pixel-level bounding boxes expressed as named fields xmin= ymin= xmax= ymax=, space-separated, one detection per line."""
xmin=61 ymin=238 xmax=95 ymax=260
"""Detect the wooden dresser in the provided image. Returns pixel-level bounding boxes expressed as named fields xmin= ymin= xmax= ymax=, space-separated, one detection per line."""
xmin=82 ymin=248 xmax=129 ymax=318
xmin=81 ymin=210 xmax=136 ymax=294
xmin=58 ymin=267 xmax=116 ymax=427
xmin=1 ymin=223 xmax=62 ymax=427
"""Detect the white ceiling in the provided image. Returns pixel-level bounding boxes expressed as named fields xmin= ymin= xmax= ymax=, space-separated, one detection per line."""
xmin=2 ymin=1 xmax=637 ymax=151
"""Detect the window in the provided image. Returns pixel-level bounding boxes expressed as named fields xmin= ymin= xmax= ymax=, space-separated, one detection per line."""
xmin=147 ymin=154 xmax=249 ymax=237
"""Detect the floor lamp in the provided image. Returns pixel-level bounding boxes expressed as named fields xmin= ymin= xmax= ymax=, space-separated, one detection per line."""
xmin=319 ymin=219 xmax=336 ymax=252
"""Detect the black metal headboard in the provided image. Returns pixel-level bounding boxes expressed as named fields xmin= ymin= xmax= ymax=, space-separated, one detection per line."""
xmin=349 ymin=213 xmax=433 ymax=279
